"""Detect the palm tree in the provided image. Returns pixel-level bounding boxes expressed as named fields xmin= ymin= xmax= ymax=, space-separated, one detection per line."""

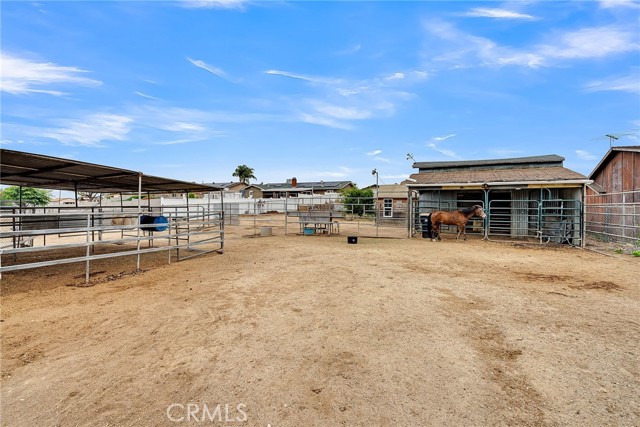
xmin=232 ymin=165 xmax=256 ymax=184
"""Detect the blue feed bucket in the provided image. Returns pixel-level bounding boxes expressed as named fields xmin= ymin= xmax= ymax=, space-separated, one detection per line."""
xmin=303 ymin=227 xmax=315 ymax=235
xmin=140 ymin=215 xmax=169 ymax=232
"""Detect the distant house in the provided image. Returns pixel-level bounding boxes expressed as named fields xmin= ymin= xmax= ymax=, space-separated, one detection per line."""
xmin=363 ymin=184 xmax=409 ymax=218
xmin=585 ymin=146 xmax=640 ymax=243
xmin=50 ymin=197 xmax=76 ymax=205
xmin=210 ymin=182 xmax=248 ymax=193
xmin=405 ymin=154 xmax=591 ymax=243
xmin=243 ymin=178 xmax=355 ymax=198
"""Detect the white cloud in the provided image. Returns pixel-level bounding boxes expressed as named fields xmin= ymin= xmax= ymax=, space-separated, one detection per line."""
xmin=374 ymin=156 xmax=391 ymax=163
xmin=539 ymin=27 xmax=640 ymax=61
xmin=314 ymin=104 xmax=372 ymax=120
xmin=599 ymin=0 xmax=640 ymax=9
xmin=299 ymin=113 xmax=353 ymax=130
xmin=432 ymin=134 xmax=456 ymax=142
xmin=427 ymin=143 xmax=460 ymax=158
xmin=576 ymin=150 xmax=598 ymax=161
xmin=180 ymin=0 xmax=247 ymax=10
xmin=423 ymin=21 xmax=640 ymax=69
xmin=427 ymin=134 xmax=459 ymax=158
xmin=266 ymin=68 xmax=425 ymax=129
xmin=265 ymin=69 xmax=341 ymax=86
xmin=463 ymin=8 xmax=537 ymax=20
xmin=42 ymin=113 xmax=133 ymax=147
xmin=385 ymin=72 xmax=405 ymax=81
xmin=337 ymin=44 xmax=362 ymax=55
xmin=135 ymin=91 xmax=161 ymax=100
xmin=367 ymin=150 xmax=382 ymax=156
xmin=0 ymin=53 xmax=101 ymax=96
xmin=187 ymin=57 xmax=234 ymax=81
xmin=585 ymin=73 xmax=640 ymax=94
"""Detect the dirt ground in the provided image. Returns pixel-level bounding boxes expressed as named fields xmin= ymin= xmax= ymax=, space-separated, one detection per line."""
xmin=1 ymin=224 xmax=639 ymax=427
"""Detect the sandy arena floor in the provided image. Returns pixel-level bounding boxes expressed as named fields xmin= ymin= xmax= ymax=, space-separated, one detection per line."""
xmin=1 ymin=226 xmax=639 ymax=426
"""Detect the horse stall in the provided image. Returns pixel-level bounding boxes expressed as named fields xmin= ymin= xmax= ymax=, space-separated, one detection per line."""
xmin=0 ymin=149 xmax=224 ymax=284
xmin=406 ymin=155 xmax=591 ymax=245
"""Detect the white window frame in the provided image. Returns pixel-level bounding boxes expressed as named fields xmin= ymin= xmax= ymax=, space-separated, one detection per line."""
xmin=383 ymin=198 xmax=393 ymax=217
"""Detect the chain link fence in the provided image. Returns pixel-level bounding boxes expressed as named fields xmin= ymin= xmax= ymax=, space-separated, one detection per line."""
xmin=585 ymin=191 xmax=640 ymax=245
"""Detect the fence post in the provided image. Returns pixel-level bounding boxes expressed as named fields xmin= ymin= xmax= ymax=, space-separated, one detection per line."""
xmin=85 ymin=213 xmax=91 ymax=285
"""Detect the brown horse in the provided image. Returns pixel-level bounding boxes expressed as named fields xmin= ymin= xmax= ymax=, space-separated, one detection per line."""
xmin=430 ymin=205 xmax=486 ymax=241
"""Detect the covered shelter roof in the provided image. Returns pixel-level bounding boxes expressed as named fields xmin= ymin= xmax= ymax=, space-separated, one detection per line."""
xmin=0 ymin=149 xmax=221 ymax=194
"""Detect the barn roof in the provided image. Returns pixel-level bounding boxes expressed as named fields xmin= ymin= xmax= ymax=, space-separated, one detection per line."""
xmin=412 ymin=154 xmax=564 ymax=171
xmin=407 ymin=153 xmax=589 ymax=187
xmin=406 ymin=166 xmax=588 ymax=187
xmin=588 ymin=146 xmax=640 ymax=180
xmin=0 ymin=148 xmax=221 ymax=194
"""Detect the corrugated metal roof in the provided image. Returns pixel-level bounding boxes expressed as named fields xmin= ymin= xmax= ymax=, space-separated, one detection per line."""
xmin=413 ymin=154 xmax=564 ymax=171
xmin=0 ymin=149 xmax=222 ymax=193
xmin=406 ymin=166 xmax=588 ymax=186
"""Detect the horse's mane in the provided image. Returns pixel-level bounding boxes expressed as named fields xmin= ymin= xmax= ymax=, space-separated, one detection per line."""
xmin=459 ymin=205 xmax=480 ymax=215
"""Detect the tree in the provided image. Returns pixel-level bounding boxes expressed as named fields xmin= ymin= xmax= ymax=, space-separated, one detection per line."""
xmin=340 ymin=187 xmax=374 ymax=217
xmin=232 ymin=165 xmax=256 ymax=184
xmin=0 ymin=186 xmax=51 ymax=206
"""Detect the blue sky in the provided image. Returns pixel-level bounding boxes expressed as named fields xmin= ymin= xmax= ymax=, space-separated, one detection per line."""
xmin=1 ymin=0 xmax=639 ymax=188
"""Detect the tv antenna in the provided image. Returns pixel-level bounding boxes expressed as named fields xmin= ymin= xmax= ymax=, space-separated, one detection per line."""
xmin=406 ymin=153 xmax=415 ymax=162
xmin=592 ymin=131 xmax=639 ymax=147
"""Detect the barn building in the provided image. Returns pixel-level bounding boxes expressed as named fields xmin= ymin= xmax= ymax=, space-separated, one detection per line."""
xmin=585 ymin=146 xmax=640 ymax=243
xmin=406 ymin=154 xmax=591 ymax=245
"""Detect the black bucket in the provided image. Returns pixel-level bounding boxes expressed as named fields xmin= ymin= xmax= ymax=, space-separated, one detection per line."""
xmin=347 ymin=236 xmax=358 ymax=244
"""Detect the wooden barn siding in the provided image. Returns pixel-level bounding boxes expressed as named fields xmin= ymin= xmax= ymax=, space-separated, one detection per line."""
xmin=593 ymin=151 xmax=640 ymax=194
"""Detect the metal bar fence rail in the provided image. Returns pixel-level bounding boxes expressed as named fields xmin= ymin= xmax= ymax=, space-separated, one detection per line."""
xmin=0 ymin=207 xmax=224 ymax=283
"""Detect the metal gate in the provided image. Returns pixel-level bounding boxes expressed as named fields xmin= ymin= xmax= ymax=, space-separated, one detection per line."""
xmin=412 ymin=196 xmax=582 ymax=245
xmin=487 ymin=199 xmax=582 ymax=244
